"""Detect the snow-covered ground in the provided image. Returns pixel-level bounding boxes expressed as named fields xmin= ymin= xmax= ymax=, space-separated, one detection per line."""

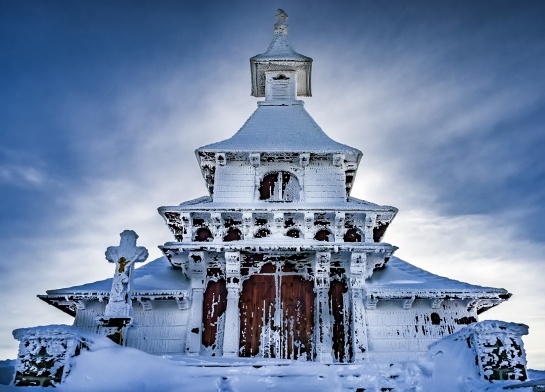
xmin=1 ymin=338 xmax=544 ymax=392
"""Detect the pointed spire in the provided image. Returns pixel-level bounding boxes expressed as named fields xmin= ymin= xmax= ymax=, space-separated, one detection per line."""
xmin=274 ymin=9 xmax=289 ymax=35
xmin=250 ymin=9 xmax=313 ymax=98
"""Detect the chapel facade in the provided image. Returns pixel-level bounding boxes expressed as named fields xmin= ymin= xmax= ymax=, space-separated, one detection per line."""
xmin=39 ymin=10 xmax=511 ymax=364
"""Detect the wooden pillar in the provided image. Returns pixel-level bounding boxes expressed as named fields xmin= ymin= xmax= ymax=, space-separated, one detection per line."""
xmin=314 ymin=252 xmax=333 ymax=363
xmin=304 ymin=212 xmax=314 ymax=239
xmin=272 ymin=212 xmax=284 ymax=237
xmin=222 ymin=251 xmax=241 ymax=357
xmin=180 ymin=213 xmax=192 ymax=243
xmin=364 ymin=214 xmax=376 ymax=243
xmin=185 ymin=251 xmax=206 ymax=356
xmin=350 ymin=252 xmax=369 ymax=362
xmin=334 ymin=212 xmax=345 ymax=240
xmin=210 ymin=212 xmax=223 ymax=242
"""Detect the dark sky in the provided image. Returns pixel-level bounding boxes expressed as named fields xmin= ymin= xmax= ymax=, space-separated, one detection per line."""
xmin=1 ymin=0 xmax=544 ymax=366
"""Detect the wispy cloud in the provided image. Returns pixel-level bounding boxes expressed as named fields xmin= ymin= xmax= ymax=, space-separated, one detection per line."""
xmin=0 ymin=147 xmax=52 ymax=189
xmin=0 ymin=164 xmax=47 ymax=188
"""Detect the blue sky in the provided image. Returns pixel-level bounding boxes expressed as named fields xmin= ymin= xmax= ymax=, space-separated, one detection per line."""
xmin=1 ymin=1 xmax=544 ymax=367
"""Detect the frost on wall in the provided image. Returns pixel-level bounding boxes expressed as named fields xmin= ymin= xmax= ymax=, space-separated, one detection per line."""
xmin=11 ymin=325 xmax=96 ymax=387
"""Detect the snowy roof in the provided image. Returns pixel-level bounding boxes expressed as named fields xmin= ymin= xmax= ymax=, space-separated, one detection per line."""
xmin=41 ymin=255 xmax=508 ymax=318
xmin=367 ymin=256 xmax=510 ymax=300
xmin=43 ymin=256 xmax=189 ymax=298
xmin=250 ymin=26 xmax=311 ymax=63
xmin=196 ymin=103 xmax=361 ymax=155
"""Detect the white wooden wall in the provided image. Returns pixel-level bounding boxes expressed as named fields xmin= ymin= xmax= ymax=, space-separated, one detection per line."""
xmin=73 ymin=301 xmax=105 ymax=333
xmin=212 ymin=162 xmax=347 ymax=203
xmin=213 ymin=164 xmax=255 ymax=202
xmin=304 ymin=166 xmax=346 ymax=202
xmin=124 ymin=300 xmax=189 ymax=355
xmin=365 ymin=299 xmax=477 ymax=363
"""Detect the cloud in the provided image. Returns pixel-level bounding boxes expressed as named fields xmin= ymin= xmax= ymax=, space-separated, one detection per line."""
xmin=0 ymin=164 xmax=47 ymax=188
xmin=0 ymin=148 xmax=53 ymax=189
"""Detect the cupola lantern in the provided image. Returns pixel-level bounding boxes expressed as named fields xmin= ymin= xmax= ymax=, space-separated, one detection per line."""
xmin=250 ymin=9 xmax=313 ymax=98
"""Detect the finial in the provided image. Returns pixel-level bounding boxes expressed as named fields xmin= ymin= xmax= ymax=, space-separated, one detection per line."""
xmin=274 ymin=9 xmax=288 ymax=35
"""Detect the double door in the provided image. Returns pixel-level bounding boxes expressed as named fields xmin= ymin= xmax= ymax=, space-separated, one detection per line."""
xmin=239 ymin=263 xmax=315 ymax=360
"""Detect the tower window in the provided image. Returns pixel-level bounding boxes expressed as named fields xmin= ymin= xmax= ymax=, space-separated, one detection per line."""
xmin=315 ymin=229 xmax=332 ymax=242
xmin=195 ymin=227 xmax=213 ymax=242
xmin=373 ymin=223 xmax=389 ymax=242
xmin=343 ymin=229 xmax=362 ymax=242
xmin=259 ymin=171 xmax=301 ymax=202
xmin=286 ymin=229 xmax=300 ymax=238
xmin=254 ymin=229 xmax=270 ymax=238
xmin=223 ymin=228 xmax=241 ymax=242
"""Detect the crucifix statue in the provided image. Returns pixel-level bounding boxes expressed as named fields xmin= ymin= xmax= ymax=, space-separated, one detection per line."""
xmin=99 ymin=230 xmax=148 ymax=344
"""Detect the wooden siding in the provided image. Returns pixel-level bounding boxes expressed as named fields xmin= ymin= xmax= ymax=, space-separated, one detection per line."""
xmin=213 ymin=165 xmax=255 ymax=202
xmin=366 ymin=299 xmax=477 ymax=362
xmin=304 ymin=166 xmax=346 ymax=202
xmin=124 ymin=301 xmax=188 ymax=355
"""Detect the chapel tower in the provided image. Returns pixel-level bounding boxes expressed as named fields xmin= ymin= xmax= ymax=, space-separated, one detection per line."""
xmin=158 ymin=10 xmax=398 ymax=362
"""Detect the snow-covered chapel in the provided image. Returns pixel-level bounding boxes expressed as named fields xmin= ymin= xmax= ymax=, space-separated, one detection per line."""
xmin=11 ymin=9 xmax=533 ymax=390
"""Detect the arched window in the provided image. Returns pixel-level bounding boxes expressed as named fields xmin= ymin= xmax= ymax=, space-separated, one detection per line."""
xmin=343 ymin=229 xmax=361 ymax=242
xmin=195 ymin=227 xmax=213 ymax=242
xmin=259 ymin=171 xmax=301 ymax=202
xmin=373 ymin=222 xmax=389 ymax=242
xmin=254 ymin=229 xmax=270 ymax=238
xmin=223 ymin=228 xmax=241 ymax=242
xmin=286 ymin=229 xmax=301 ymax=238
xmin=314 ymin=229 xmax=332 ymax=242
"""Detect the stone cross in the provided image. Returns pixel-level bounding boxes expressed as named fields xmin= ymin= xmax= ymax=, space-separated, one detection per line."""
xmin=103 ymin=230 xmax=148 ymax=319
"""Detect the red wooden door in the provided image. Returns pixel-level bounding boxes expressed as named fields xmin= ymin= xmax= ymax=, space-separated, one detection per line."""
xmin=280 ymin=274 xmax=315 ymax=360
xmin=202 ymin=279 xmax=228 ymax=356
xmin=239 ymin=263 xmax=315 ymax=360
xmin=239 ymin=271 xmax=276 ymax=357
